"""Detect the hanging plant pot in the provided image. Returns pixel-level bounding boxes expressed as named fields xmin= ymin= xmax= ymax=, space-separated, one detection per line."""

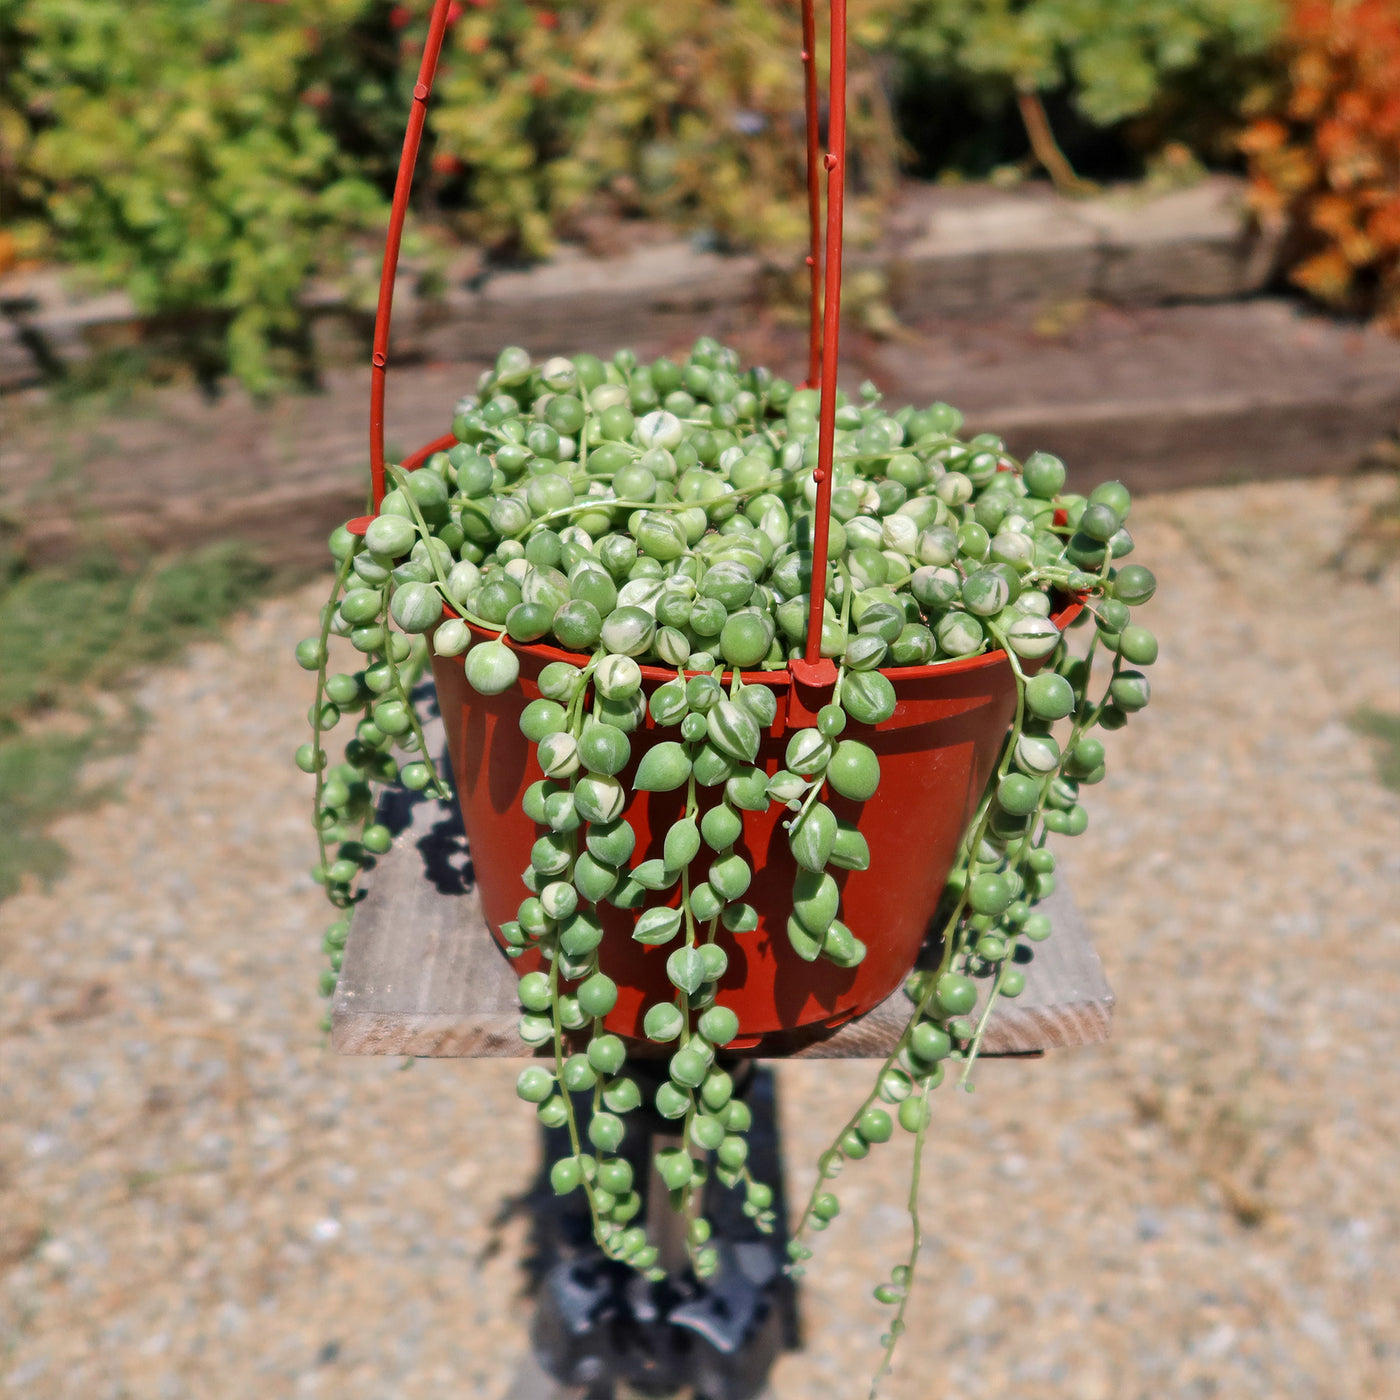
xmin=295 ymin=0 xmax=1158 ymax=1389
xmin=307 ymin=355 xmax=1149 ymax=1364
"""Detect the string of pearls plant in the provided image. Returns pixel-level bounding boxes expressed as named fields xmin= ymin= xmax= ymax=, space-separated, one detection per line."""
xmin=295 ymin=337 xmax=1156 ymax=1392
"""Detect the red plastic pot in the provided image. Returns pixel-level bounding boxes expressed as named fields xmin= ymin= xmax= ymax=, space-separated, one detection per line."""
xmin=401 ymin=471 xmax=1081 ymax=1054
xmin=433 ymin=636 xmax=1050 ymax=1050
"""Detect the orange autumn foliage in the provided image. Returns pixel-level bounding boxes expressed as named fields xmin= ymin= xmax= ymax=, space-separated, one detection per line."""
xmin=1240 ymin=0 xmax=1400 ymax=330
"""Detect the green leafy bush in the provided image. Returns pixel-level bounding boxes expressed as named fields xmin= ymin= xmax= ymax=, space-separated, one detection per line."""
xmin=1 ymin=0 xmax=1287 ymax=390
xmin=1 ymin=0 xmax=896 ymax=386
xmin=0 ymin=0 xmax=392 ymax=392
xmin=407 ymin=0 xmax=896 ymax=256
xmin=876 ymin=0 xmax=1284 ymax=183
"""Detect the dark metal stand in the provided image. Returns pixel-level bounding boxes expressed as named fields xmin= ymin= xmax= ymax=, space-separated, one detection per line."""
xmin=520 ymin=1063 xmax=797 ymax=1400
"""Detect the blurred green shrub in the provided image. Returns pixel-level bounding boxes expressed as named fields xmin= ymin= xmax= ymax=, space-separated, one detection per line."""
xmin=1 ymin=0 xmax=1287 ymax=390
xmin=1 ymin=0 xmax=896 ymax=387
xmin=386 ymin=0 xmax=897 ymax=255
xmin=875 ymin=0 xmax=1284 ymax=185
xmin=886 ymin=0 xmax=1281 ymax=125
xmin=0 ymin=0 xmax=398 ymax=393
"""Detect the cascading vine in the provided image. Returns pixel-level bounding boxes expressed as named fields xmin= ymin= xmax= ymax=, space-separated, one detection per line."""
xmin=294 ymin=337 xmax=1157 ymax=1392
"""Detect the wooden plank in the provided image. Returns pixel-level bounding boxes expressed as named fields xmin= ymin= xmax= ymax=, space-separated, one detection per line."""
xmin=332 ymin=730 xmax=1114 ymax=1061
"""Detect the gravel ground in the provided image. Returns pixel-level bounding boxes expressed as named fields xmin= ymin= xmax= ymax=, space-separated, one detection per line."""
xmin=2 ymin=475 xmax=1397 ymax=1400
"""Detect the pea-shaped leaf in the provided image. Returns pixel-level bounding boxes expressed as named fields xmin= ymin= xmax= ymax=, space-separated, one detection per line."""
xmin=709 ymin=852 xmax=752 ymax=901
xmin=649 ymin=679 xmax=689 ymax=727
xmin=785 ymin=728 xmax=832 ymax=776
xmin=649 ymin=1082 xmax=688 ymax=1124
xmin=635 ymin=512 xmax=689 ymax=562
xmin=633 ymin=906 xmax=683 ymax=945
xmin=686 ymin=674 xmax=722 ymax=711
xmin=600 ymin=605 xmax=656 ymax=657
xmin=706 ymin=700 xmax=760 ymax=764
xmin=721 ymin=902 xmax=758 ymax=933
xmin=822 ymin=920 xmax=866 ymax=968
xmin=364 ymin=514 xmax=416 ymax=558
xmin=936 ymin=611 xmax=984 ymax=658
xmin=664 ymin=818 xmax=701 ymax=870
xmin=609 ymin=876 xmax=648 ymax=910
xmin=579 ymin=721 xmax=631 ymax=777
xmin=691 ymin=743 xmax=735 ymax=787
xmin=789 ymin=802 xmax=837 ymax=872
xmin=518 ymin=1013 xmax=554 ymax=1046
xmin=655 ymin=1146 xmax=695 ymax=1191
xmin=543 ymin=790 xmax=579 ymax=832
xmin=689 ymin=1113 xmax=727 ymax=1151
xmin=666 ymin=946 xmax=705 ymax=995
xmin=537 ymin=732 xmax=579 ymax=781
xmin=844 ymin=633 xmax=888 ymax=671
xmin=634 ymin=742 xmax=692 ymax=792
xmin=538 ymin=661 xmax=583 ymax=704
xmin=700 ymin=803 xmax=744 ymax=851
xmin=735 ymin=683 xmax=777 ymax=729
xmin=827 ymin=740 xmax=880 ymax=801
xmin=585 ymin=818 xmax=635 ymax=867
xmin=559 ymin=910 xmax=604 ymax=955
xmin=828 ymin=820 xmax=871 ymax=872
xmin=433 ymin=619 xmax=470 ymax=657
xmin=632 ymin=859 xmax=678 ymax=891
xmin=720 ymin=764 xmax=766 ymax=812
xmin=603 ymin=1077 xmax=642 ymax=1114
xmin=1006 ymin=614 xmax=1060 ymax=659
xmin=698 ymin=943 xmax=728 ymax=981
xmin=786 ymin=915 xmax=823 ymax=962
xmin=598 ymin=691 xmax=646 ymax=735
xmin=643 ymin=1001 xmax=685 ymax=1042
xmin=766 ymin=769 xmax=807 ymax=807
xmin=688 ymin=881 xmax=723 ymax=924
xmin=573 ymin=853 xmax=618 ymax=904
xmin=793 ymin=869 xmax=839 ymax=936
xmin=841 ymin=670 xmax=897 ymax=726
xmin=1013 ymin=732 xmax=1060 ymax=775
xmin=464 ymin=639 xmax=520 ymax=696
xmin=574 ymin=774 xmax=626 ymax=824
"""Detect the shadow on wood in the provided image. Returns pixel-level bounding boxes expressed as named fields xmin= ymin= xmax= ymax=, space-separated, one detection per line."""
xmin=332 ymin=727 xmax=1114 ymax=1062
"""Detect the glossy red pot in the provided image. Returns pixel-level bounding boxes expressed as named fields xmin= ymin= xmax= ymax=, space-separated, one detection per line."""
xmin=431 ymin=599 xmax=1078 ymax=1052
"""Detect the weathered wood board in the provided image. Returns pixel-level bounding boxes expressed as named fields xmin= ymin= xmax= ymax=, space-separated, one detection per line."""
xmin=331 ymin=736 xmax=1115 ymax=1061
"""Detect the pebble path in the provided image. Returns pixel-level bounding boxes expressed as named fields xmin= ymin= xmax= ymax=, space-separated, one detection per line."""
xmin=1 ymin=476 xmax=1397 ymax=1400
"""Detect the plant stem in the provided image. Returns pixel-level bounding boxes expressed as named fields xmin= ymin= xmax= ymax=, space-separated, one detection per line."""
xmin=513 ymin=483 xmax=770 ymax=539
xmin=547 ymin=928 xmax=608 ymax=1247
xmin=311 ymin=553 xmax=355 ymax=880
xmin=869 ymin=1080 xmax=932 ymax=1399
xmin=790 ymin=611 xmax=1040 ymax=1249
xmin=379 ymin=637 xmax=450 ymax=802
xmin=675 ymin=769 xmax=702 ymax=1251
xmin=1016 ymin=88 xmax=1096 ymax=197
